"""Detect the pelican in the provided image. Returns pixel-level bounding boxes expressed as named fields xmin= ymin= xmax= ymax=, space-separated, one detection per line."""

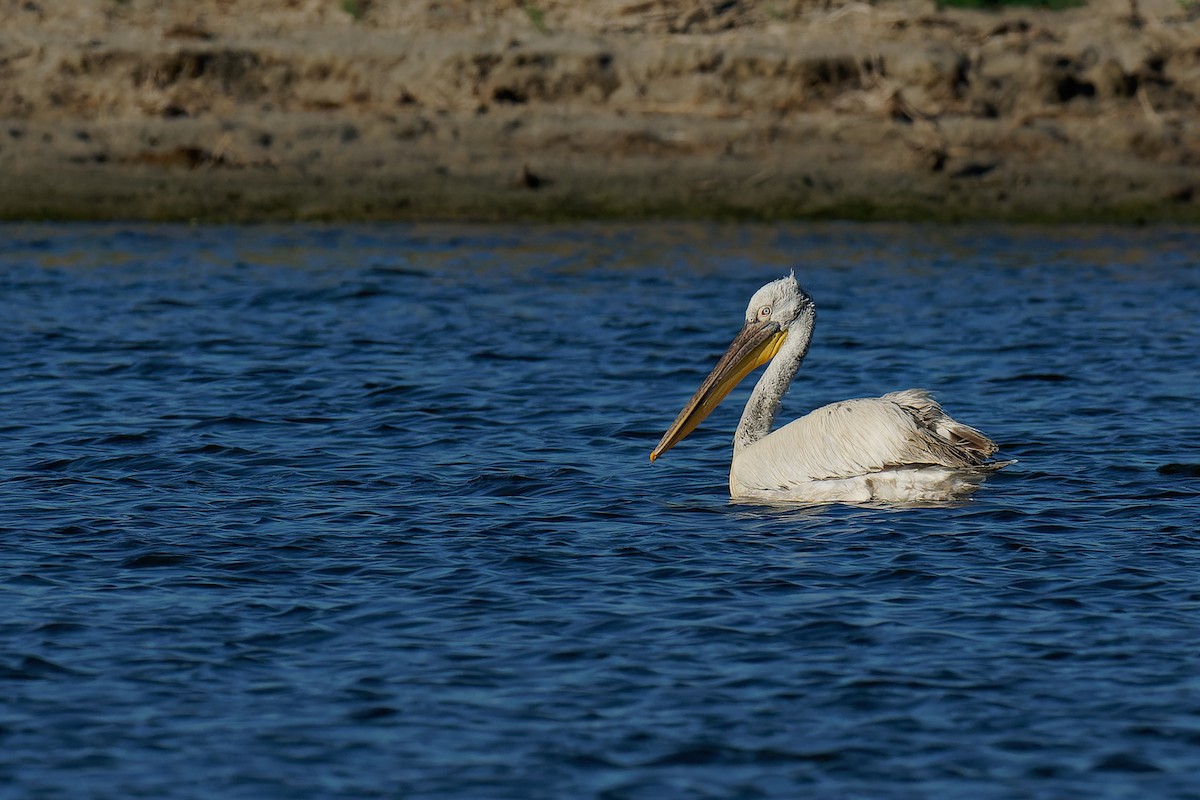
xmin=650 ymin=274 xmax=1007 ymax=503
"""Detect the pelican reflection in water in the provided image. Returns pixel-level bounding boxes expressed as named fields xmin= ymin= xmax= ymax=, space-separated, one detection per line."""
xmin=650 ymin=274 xmax=1007 ymax=503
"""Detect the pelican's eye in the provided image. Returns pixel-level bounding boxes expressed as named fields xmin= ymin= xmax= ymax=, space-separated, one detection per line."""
xmin=758 ymin=305 xmax=772 ymax=319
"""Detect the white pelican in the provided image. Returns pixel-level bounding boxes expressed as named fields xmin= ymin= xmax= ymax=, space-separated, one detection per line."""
xmin=650 ymin=274 xmax=1007 ymax=503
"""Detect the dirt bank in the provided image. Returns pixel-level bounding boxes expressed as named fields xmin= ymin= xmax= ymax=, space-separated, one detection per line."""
xmin=1 ymin=0 xmax=1198 ymax=222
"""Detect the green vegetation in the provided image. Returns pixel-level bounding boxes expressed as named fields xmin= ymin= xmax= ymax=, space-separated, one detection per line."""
xmin=340 ymin=0 xmax=366 ymax=21
xmin=522 ymin=2 xmax=548 ymax=33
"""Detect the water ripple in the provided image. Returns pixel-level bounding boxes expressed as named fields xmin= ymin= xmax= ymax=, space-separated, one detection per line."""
xmin=1 ymin=223 xmax=1199 ymax=799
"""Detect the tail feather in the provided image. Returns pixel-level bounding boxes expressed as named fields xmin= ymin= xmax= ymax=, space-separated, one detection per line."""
xmin=883 ymin=388 xmax=999 ymax=462
xmin=937 ymin=419 xmax=998 ymax=459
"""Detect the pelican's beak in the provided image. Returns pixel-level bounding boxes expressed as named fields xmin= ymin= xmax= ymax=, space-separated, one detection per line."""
xmin=650 ymin=320 xmax=787 ymax=462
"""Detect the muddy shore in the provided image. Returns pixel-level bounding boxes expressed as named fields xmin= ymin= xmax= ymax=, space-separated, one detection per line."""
xmin=2 ymin=0 xmax=1198 ymax=223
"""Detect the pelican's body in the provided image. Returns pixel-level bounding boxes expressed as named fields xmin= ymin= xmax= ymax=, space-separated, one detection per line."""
xmin=650 ymin=275 xmax=1006 ymax=503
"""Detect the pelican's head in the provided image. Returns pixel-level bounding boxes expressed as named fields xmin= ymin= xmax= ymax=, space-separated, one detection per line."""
xmin=650 ymin=274 xmax=813 ymax=462
xmin=743 ymin=273 xmax=813 ymax=328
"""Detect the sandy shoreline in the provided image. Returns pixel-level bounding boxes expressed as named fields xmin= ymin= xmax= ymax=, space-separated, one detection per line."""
xmin=2 ymin=0 xmax=1198 ymax=223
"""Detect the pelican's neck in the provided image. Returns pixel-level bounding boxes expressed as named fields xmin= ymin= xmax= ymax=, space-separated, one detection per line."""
xmin=734 ymin=306 xmax=814 ymax=453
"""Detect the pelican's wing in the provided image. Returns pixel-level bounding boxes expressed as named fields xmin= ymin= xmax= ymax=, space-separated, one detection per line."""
xmin=737 ymin=390 xmax=996 ymax=485
xmin=881 ymin=389 xmax=997 ymax=460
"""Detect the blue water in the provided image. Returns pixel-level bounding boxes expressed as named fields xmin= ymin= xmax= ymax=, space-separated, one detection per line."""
xmin=3 ymin=223 xmax=1200 ymax=799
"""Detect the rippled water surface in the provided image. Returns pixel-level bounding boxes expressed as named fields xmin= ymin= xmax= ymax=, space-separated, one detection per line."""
xmin=3 ymin=223 xmax=1200 ymax=798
